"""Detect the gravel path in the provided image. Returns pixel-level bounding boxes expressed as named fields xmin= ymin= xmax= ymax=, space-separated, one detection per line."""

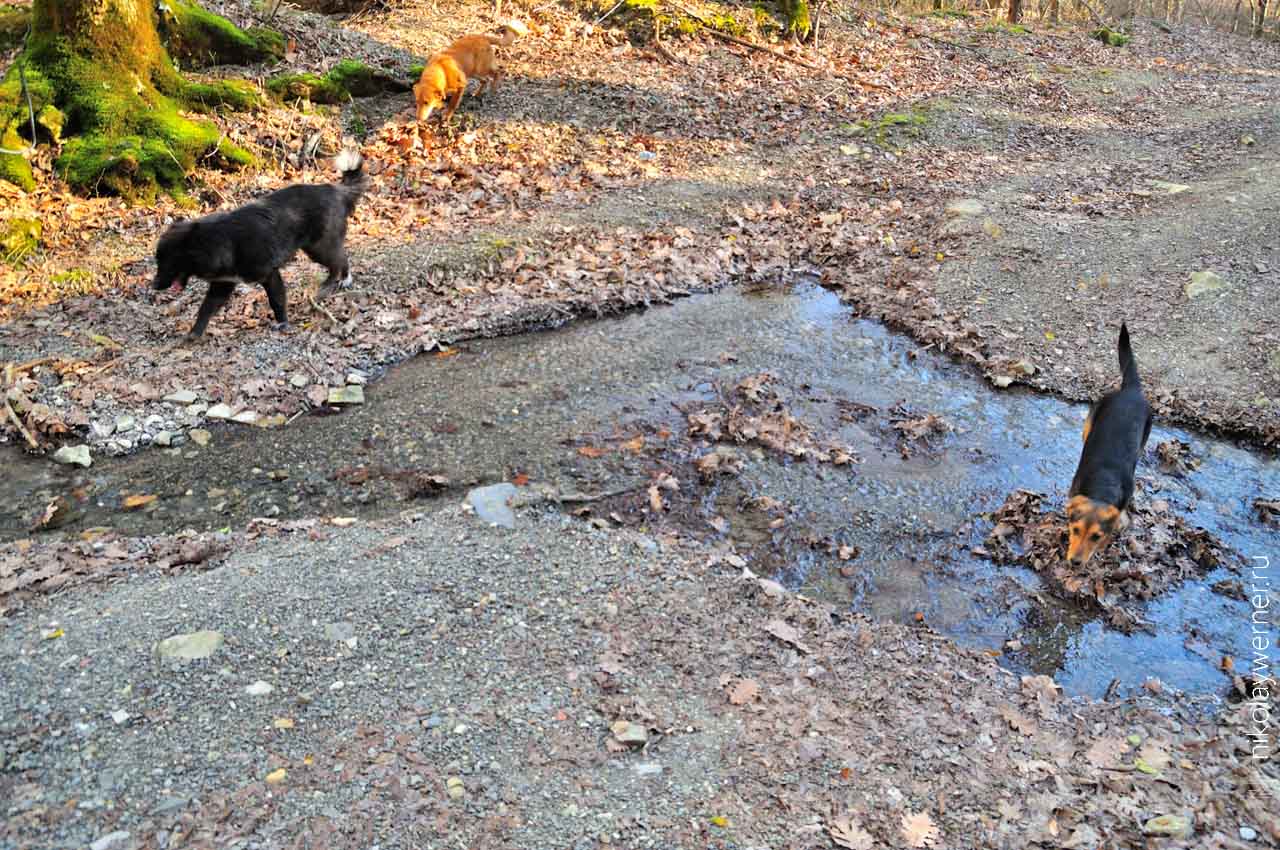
xmin=3 ymin=499 xmax=1275 ymax=849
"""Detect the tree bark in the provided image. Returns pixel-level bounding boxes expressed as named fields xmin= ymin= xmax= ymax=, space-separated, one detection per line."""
xmin=0 ymin=0 xmax=278 ymax=198
xmin=1254 ymin=0 xmax=1270 ymax=34
xmin=1008 ymin=0 xmax=1023 ymax=22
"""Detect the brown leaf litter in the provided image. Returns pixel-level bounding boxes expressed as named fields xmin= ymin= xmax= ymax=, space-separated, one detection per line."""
xmin=978 ymin=488 xmax=1237 ymax=632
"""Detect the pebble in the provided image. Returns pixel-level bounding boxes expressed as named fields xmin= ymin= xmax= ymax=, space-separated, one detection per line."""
xmin=465 ymin=483 xmax=518 ymax=529
xmin=144 ymin=414 xmax=165 ymax=431
xmin=90 ymin=831 xmax=131 ymax=850
xmin=91 ymin=421 xmax=115 ymax=439
xmin=188 ymin=429 xmax=212 ymax=447
xmin=231 ymin=410 xmax=258 ymax=425
xmin=345 ymin=371 xmax=368 ymax=385
xmin=110 ymin=710 xmax=129 ymax=725
xmin=330 ymin=680 xmax=345 ymax=691
xmin=446 ymin=776 xmax=465 ymax=799
xmin=206 ymin=403 xmax=234 ymax=420
xmin=154 ymin=630 xmax=224 ymax=661
xmin=52 ymin=445 xmax=92 ymax=467
xmin=163 ymin=389 xmax=199 ymax=404
xmin=245 ymin=681 xmax=274 ymax=696
xmin=1240 ymin=826 xmax=1258 ymax=841
xmin=328 ymin=385 xmax=365 ymax=405
xmin=154 ymin=431 xmax=173 ymax=447
xmin=610 ymin=720 xmax=648 ymax=746
xmin=289 ymin=374 xmax=310 ymax=388
xmin=323 ymin=622 xmax=355 ymax=642
xmin=114 ymin=415 xmax=136 ymax=433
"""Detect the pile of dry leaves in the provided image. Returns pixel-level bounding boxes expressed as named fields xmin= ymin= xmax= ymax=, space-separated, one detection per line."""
xmin=683 ymin=371 xmax=860 ymax=467
xmin=978 ymin=489 xmax=1236 ymax=632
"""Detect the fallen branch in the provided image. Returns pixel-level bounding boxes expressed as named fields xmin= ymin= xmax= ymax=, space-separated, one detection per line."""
xmin=3 ymin=398 xmax=38 ymax=449
xmin=665 ymin=1 xmax=822 ymax=71
xmin=703 ymin=26 xmax=822 ymax=70
xmin=654 ymin=39 xmax=686 ymax=65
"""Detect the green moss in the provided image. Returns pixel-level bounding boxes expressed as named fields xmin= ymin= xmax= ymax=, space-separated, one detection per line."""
xmin=184 ymin=79 xmax=261 ymax=111
xmin=1 ymin=216 xmax=40 ymax=263
xmin=157 ymin=0 xmax=283 ymax=68
xmin=36 ymin=103 xmax=62 ymax=142
xmin=0 ymin=120 xmax=34 ymax=191
xmin=269 ymin=59 xmax=408 ymax=106
xmin=983 ymin=20 xmax=1030 ymax=34
xmin=268 ymin=72 xmax=343 ymax=104
xmin=54 ymin=98 xmax=251 ymax=201
xmin=929 ymin=8 xmax=971 ymax=18
xmin=51 ymin=267 xmax=92 ymax=286
xmin=1092 ymin=26 xmax=1131 ymax=46
xmin=0 ymin=3 xmax=30 ymax=51
xmin=782 ymin=0 xmax=810 ymax=38
xmin=844 ymin=109 xmax=930 ymax=149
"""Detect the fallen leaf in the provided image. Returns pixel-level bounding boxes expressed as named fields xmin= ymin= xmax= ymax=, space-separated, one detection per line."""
xmin=265 ymin=768 xmax=287 ymax=784
xmin=727 ymin=678 xmax=760 ymax=705
xmin=829 ymin=816 xmax=874 ymax=850
xmin=577 ymin=446 xmax=608 ymax=458
xmin=901 ymin=811 xmax=940 ymax=848
xmin=764 ymin=619 xmax=810 ymax=653
xmin=122 ymin=494 xmax=158 ymax=510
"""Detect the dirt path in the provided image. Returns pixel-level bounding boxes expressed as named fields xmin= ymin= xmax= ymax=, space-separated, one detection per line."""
xmin=929 ymin=68 xmax=1280 ymax=443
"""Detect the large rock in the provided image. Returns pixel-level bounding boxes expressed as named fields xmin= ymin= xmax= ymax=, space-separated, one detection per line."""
xmin=465 ymin=483 xmax=519 ymax=529
xmin=52 ymin=445 xmax=92 ymax=467
xmin=154 ymin=630 xmax=224 ymax=662
xmin=1185 ymin=270 xmax=1226 ymax=299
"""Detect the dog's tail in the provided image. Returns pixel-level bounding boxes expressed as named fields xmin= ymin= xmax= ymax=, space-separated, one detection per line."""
xmin=487 ymin=19 xmax=529 ymax=47
xmin=334 ymin=149 xmax=366 ymax=216
xmin=1118 ymin=321 xmax=1141 ymax=388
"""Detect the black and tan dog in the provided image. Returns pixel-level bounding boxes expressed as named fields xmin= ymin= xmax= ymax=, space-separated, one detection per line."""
xmin=151 ymin=149 xmax=366 ymax=339
xmin=1065 ymin=322 xmax=1153 ymax=565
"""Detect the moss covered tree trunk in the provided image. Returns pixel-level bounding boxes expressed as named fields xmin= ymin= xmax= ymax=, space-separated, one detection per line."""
xmin=0 ymin=0 xmax=279 ymax=199
xmin=783 ymin=0 xmax=811 ymax=40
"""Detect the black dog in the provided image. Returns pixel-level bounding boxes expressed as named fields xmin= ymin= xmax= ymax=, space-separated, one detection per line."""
xmin=151 ymin=150 xmax=366 ymax=338
xmin=1065 ymin=322 xmax=1153 ymax=566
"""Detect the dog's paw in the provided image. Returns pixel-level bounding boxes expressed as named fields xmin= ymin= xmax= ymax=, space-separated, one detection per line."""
xmin=274 ymin=321 xmax=293 ymax=333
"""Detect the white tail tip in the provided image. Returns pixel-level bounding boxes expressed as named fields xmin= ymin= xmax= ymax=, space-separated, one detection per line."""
xmin=502 ymin=18 xmax=529 ymax=36
xmin=334 ymin=149 xmax=362 ymax=174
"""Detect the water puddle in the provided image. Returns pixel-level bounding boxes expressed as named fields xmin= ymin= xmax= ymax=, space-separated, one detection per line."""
xmin=3 ymin=283 xmax=1276 ymax=698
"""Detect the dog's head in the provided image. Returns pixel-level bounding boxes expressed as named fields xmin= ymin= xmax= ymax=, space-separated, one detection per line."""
xmin=413 ymin=67 xmax=446 ymax=122
xmin=152 ymin=219 xmax=196 ymax=291
xmin=1065 ymin=494 xmax=1125 ymax=566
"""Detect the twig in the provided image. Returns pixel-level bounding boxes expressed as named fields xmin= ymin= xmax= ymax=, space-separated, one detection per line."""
xmin=20 ymin=26 xmax=36 ymax=147
xmin=653 ymin=40 xmax=686 ymax=64
xmin=3 ymin=397 xmax=39 ymax=449
xmin=308 ymin=293 xmax=338 ymax=327
xmin=594 ymin=0 xmax=626 ymax=25
xmin=11 ymin=356 xmax=57 ymax=376
xmin=550 ymin=484 xmax=643 ymax=503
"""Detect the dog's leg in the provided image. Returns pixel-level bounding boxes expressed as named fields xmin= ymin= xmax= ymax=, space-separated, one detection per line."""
xmin=262 ymin=270 xmax=290 ymax=331
xmin=188 ymin=279 xmax=237 ymax=339
xmin=316 ymin=255 xmax=352 ymax=300
xmin=444 ymin=87 xmax=464 ymax=122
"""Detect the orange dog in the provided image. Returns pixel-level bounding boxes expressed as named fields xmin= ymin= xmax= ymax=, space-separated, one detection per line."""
xmin=414 ymin=21 xmax=527 ymax=123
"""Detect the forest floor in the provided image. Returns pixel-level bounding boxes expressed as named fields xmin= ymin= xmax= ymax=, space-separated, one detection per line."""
xmin=1 ymin=0 xmax=1278 ymax=848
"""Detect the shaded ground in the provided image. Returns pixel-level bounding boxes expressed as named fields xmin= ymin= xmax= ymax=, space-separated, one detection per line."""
xmin=2 ymin=506 xmax=1276 ymax=850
